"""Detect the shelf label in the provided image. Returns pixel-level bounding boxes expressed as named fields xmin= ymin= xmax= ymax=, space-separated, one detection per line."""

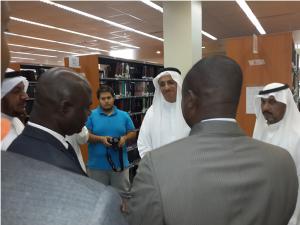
xmin=69 ymin=56 xmax=80 ymax=68
xmin=248 ymin=59 xmax=265 ymax=66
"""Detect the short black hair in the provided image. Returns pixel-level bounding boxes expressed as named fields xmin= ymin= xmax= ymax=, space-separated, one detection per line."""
xmin=96 ymin=85 xmax=115 ymax=99
xmin=158 ymin=67 xmax=181 ymax=75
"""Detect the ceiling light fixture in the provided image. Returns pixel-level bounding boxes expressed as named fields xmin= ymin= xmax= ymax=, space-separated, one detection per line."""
xmin=156 ymin=50 xmax=161 ymax=54
xmin=202 ymin=46 xmax=205 ymax=49
xmin=140 ymin=1 xmax=217 ymax=40
xmin=235 ymin=0 xmax=266 ymax=35
xmin=10 ymin=50 xmax=57 ymax=58
xmin=140 ymin=0 xmax=163 ymax=13
xmin=201 ymin=31 xmax=217 ymax=41
xmin=11 ymin=56 xmax=35 ymax=60
xmin=10 ymin=17 xmax=140 ymax=49
xmin=8 ymin=43 xmax=81 ymax=55
xmin=6 ymin=32 xmax=109 ymax=53
xmin=72 ymin=52 xmax=101 ymax=57
xmin=40 ymin=0 xmax=164 ymax=42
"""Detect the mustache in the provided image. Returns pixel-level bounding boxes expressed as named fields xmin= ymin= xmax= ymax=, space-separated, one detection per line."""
xmin=262 ymin=111 xmax=273 ymax=116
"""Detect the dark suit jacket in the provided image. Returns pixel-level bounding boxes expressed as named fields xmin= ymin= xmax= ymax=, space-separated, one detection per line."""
xmin=1 ymin=151 xmax=128 ymax=225
xmin=126 ymin=121 xmax=298 ymax=225
xmin=7 ymin=125 xmax=86 ymax=175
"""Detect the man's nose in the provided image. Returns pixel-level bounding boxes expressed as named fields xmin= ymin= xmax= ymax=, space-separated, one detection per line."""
xmin=262 ymin=102 xmax=270 ymax=112
xmin=163 ymin=83 xmax=171 ymax=91
xmin=21 ymin=91 xmax=28 ymax=100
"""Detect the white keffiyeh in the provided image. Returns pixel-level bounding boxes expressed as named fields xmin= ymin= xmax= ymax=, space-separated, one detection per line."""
xmin=138 ymin=70 xmax=190 ymax=158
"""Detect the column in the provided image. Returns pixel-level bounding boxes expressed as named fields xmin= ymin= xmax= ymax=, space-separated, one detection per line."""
xmin=163 ymin=1 xmax=202 ymax=77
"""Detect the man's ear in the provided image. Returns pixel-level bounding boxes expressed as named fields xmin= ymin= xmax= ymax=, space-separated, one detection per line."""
xmin=59 ymin=99 xmax=72 ymax=115
xmin=186 ymin=90 xmax=198 ymax=110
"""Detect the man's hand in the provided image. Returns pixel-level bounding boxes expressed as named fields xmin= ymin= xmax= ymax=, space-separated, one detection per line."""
xmin=118 ymin=136 xmax=127 ymax=148
xmin=100 ymin=136 xmax=112 ymax=147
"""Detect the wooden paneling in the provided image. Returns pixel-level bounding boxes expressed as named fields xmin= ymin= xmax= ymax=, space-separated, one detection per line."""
xmin=8 ymin=63 xmax=20 ymax=71
xmin=226 ymin=32 xmax=292 ymax=136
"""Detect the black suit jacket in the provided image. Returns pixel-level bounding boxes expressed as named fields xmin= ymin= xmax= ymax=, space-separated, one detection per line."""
xmin=8 ymin=125 xmax=86 ymax=176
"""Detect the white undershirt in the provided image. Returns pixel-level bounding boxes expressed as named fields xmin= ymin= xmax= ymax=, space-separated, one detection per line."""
xmin=28 ymin=121 xmax=68 ymax=149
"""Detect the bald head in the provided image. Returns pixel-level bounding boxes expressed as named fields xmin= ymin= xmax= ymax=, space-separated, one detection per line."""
xmin=31 ymin=67 xmax=92 ymax=136
xmin=182 ymin=55 xmax=243 ymax=127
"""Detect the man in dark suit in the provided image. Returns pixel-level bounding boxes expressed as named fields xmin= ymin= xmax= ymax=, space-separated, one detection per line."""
xmin=2 ymin=151 xmax=128 ymax=225
xmin=125 ymin=55 xmax=298 ymax=225
xmin=1 ymin=4 xmax=126 ymax=224
xmin=8 ymin=67 xmax=92 ymax=175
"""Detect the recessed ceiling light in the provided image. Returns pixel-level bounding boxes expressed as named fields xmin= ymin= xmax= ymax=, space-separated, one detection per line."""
xmin=140 ymin=0 xmax=163 ymax=13
xmin=235 ymin=0 xmax=266 ymax=35
xmin=201 ymin=31 xmax=217 ymax=41
xmin=8 ymin=43 xmax=81 ymax=55
xmin=156 ymin=50 xmax=161 ymax=54
xmin=10 ymin=16 xmax=140 ymax=49
xmin=140 ymin=0 xmax=217 ymax=41
xmin=10 ymin=50 xmax=57 ymax=58
xmin=40 ymin=0 xmax=163 ymax=42
xmin=11 ymin=56 xmax=35 ymax=60
xmin=72 ymin=52 xmax=101 ymax=57
xmin=6 ymin=32 xmax=109 ymax=53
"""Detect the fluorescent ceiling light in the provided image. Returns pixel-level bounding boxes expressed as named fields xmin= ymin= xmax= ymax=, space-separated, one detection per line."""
xmin=201 ymin=31 xmax=217 ymax=41
xmin=140 ymin=1 xmax=217 ymax=40
xmin=10 ymin=17 xmax=140 ymax=49
xmin=140 ymin=0 xmax=163 ymax=13
xmin=40 ymin=0 xmax=163 ymax=42
xmin=109 ymin=48 xmax=136 ymax=60
xmin=8 ymin=43 xmax=81 ymax=55
xmin=11 ymin=56 xmax=35 ymax=60
xmin=6 ymin=32 xmax=109 ymax=53
xmin=72 ymin=52 xmax=101 ymax=57
xmin=236 ymin=0 xmax=266 ymax=35
xmin=10 ymin=50 xmax=57 ymax=58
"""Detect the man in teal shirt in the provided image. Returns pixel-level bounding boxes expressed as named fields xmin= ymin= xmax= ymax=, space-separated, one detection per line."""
xmin=86 ymin=85 xmax=136 ymax=195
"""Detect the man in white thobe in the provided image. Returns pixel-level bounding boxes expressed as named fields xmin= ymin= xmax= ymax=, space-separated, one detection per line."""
xmin=253 ymin=82 xmax=300 ymax=225
xmin=137 ymin=68 xmax=190 ymax=158
xmin=1 ymin=75 xmax=28 ymax=150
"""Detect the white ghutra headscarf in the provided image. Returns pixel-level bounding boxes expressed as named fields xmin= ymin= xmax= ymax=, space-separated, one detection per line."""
xmin=253 ymin=83 xmax=300 ymax=157
xmin=1 ymin=76 xmax=29 ymax=99
xmin=1 ymin=75 xmax=29 ymax=151
xmin=138 ymin=70 xmax=190 ymax=158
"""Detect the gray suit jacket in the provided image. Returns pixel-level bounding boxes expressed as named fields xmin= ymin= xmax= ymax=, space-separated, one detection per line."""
xmin=126 ymin=121 xmax=298 ymax=225
xmin=1 ymin=151 xmax=127 ymax=225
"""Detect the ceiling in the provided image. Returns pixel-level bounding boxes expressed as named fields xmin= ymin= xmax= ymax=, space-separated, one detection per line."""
xmin=5 ymin=1 xmax=300 ymax=67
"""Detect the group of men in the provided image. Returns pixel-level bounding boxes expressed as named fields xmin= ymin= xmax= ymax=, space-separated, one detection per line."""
xmin=2 ymin=2 xmax=300 ymax=225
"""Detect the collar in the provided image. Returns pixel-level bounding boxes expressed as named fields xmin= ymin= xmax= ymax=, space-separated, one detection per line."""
xmin=28 ymin=121 xmax=68 ymax=149
xmin=190 ymin=120 xmax=244 ymax=137
xmin=1 ymin=113 xmax=12 ymax=121
xmin=98 ymin=106 xmax=117 ymax=116
xmin=201 ymin=118 xmax=236 ymax=123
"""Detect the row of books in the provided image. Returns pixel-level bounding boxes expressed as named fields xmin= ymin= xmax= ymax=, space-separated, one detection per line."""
xmin=101 ymin=81 xmax=155 ymax=97
xmin=115 ymin=98 xmax=153 ymax=114
xmin=99 ymin=63 xmax=159 ymax=79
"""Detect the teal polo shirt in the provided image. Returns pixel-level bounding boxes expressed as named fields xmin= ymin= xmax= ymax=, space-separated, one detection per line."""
xmin=86 ymin=106 xmax=135 ymax=170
